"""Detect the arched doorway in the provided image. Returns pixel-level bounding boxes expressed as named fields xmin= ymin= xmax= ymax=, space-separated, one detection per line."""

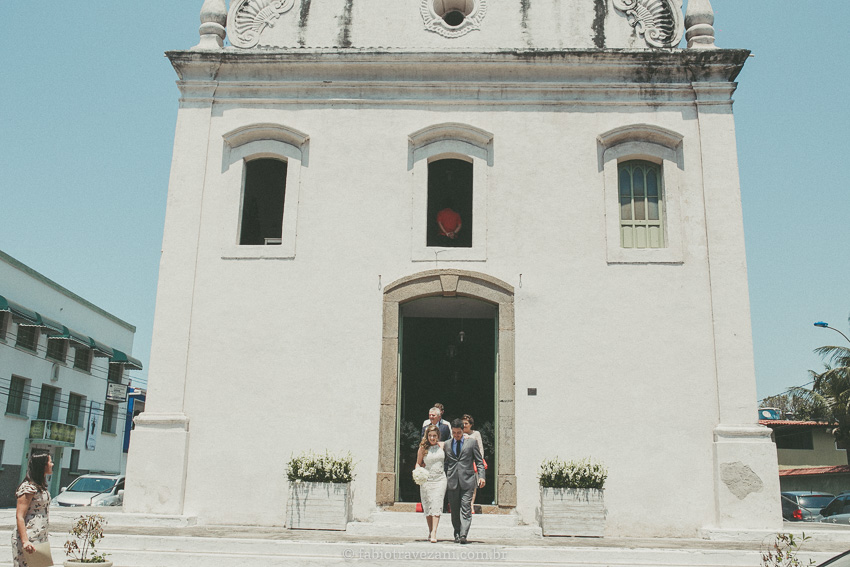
xmin=377 ymin=270 xmax=516 ymax=508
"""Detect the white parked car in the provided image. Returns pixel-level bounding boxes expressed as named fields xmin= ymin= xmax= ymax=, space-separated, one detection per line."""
xmin=52 ymin=474 xmax=125 ymax=507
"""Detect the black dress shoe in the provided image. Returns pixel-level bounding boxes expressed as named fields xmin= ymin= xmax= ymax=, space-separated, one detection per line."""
xmin=459 ymin=536 xmax=468 ymax=544
xmin=454 ymin=535 xmax=460 ymax=543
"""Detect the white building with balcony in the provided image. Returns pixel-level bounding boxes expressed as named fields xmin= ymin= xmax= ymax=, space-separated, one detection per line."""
xmin=125 ymin=0 xmax=781 ymax=537
xmin=0 ymin=250 xmax=142 ymax=506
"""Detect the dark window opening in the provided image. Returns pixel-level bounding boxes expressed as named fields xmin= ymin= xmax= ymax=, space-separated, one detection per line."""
xmin=6 ymin=376 xmax=26 ymax=415
xmin=102 ymin=403 xmax=117 ymax=434
xmin=46 ymin=338 xmax=67 ymax=363
xmin=239 ymin=158 xmax=287 ymax=246
xmin=37 ymin=384 xmax=59 ymax=421
xmin=108 ymin=364 xmax=123 ymax=384
xmin=775 ymin=429 xmax=814 ymax=450
xmin=427 ymin=158 xmax=473 ymax=248
xmin=67 ymin=393 xmax=84 ymax=427
xmin=443 ymin=10 xmax=465 ymax=26
xmin=15 ymin=324 xmax=38 ymax=351
xmin=74 ymin=348 xmax=92 ymax=372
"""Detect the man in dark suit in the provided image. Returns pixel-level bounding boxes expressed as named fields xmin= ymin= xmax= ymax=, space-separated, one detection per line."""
xmin=421 ymin=406 xmax=451 ymax=441
xmin=444 ymin=418 xmax=485 ymax=543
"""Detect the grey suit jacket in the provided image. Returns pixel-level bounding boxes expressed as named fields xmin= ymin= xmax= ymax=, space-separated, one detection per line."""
xmin=443 ymin=437 xmax=485 ymax=491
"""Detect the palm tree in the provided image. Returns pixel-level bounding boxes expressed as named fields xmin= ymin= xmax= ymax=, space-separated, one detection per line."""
xmin=789 ymin=315 xmax=850 ymax=465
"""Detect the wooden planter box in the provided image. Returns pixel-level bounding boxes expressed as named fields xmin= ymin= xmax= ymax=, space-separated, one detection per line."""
xmin=540 ymin=487 xmax=605 ymax=537
xmin=286 ymin=481 xmax=351 ymax=530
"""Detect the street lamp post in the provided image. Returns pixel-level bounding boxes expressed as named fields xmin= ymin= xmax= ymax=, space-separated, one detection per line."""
xmin=814 ymin=321 xmax=850 ymax=345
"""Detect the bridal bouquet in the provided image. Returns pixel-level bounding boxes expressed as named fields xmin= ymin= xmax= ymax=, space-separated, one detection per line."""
xmin=412 ymin=467 xmax=429 ymax=486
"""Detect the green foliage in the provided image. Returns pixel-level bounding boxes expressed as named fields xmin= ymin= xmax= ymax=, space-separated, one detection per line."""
xmin=479 ymin=421 xmax=495 ymax=459
xmin=539 ymin=457 xmax=607 ymax=489
xmin=401 ymin=420 xmax=423 ymax=451
xmin=63 ymin=514 xmax=109 ymax=563
xmin=761 ymin=533 xmax=815 ymax=567
xmin=787 ymin=314 xmax=850 ymax=463
xmin=286 ymin=451 xmax=355 ymax=484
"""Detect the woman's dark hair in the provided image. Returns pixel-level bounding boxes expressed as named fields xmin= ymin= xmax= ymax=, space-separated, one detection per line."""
xmin=462 ymin=414 xmax=475 ymax=429
xmin=23 ymin=452 xmax=50 ymax=490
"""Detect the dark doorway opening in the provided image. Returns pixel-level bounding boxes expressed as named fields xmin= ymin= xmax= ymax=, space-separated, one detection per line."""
xmin=397 ymin=297 xmax=496 ymax=504
xmin=426 ymin=158 xmax=473 ymax=248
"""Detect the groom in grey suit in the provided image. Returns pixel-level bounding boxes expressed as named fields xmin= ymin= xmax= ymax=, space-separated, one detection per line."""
xmin=444 ymin=418 xmax=486 ymax=544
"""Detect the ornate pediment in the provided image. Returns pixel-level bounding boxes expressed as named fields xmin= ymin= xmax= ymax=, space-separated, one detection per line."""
xmin=613 ymin=0 xmax=684 ymax=49
xmin=227 ymin=0 xmax=296 ymax=49
xmin=420 ymin=0 xmax=487 ymax=39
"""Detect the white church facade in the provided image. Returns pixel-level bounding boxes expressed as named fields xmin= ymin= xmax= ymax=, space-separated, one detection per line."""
xmin=125 ymin=0 xmax=782 ymax=536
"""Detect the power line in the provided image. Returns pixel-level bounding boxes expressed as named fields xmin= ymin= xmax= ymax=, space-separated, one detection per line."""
xmin=0 ymin=331 xmax=146 ymax=386
xmin=0 ymin=384 xmax=129 ymax=418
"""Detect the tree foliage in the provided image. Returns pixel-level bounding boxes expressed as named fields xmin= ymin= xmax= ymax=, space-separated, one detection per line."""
xmin=787 ymin=315 xmax=850 ymax=464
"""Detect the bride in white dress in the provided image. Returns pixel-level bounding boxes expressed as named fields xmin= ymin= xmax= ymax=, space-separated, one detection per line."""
xmin=416 ymin=424 xmax=447 ymax=543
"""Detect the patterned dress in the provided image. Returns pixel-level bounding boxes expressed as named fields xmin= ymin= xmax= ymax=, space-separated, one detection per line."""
xmin=11 ymin=481 xmax=50 ymax=567
xmin=420 ymin=444 xmax=447 ymax=516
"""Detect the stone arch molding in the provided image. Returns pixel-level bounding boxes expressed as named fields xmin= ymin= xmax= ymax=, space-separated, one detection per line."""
xmin=613 ymin=0 xmax=684 ymax=49
xmin=408 ymin=122 xmax=494 ymax=169
xmin=377 ymin=269 xmax=517 ymax=507
xmin=420 ymin=0 xmax=488 ymax=38
xmin=222 ymin=123 xmax=310 ymax=170
xmin=227 ymin=0 xmax=296 ymax=49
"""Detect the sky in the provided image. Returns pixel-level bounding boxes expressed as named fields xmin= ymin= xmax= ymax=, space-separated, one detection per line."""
xmin=0 ymin=1 xmax=847 ymax=400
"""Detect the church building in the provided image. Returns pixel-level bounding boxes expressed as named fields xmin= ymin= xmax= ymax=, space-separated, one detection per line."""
xmin=124 ymin=0 xmax=782 ymax=536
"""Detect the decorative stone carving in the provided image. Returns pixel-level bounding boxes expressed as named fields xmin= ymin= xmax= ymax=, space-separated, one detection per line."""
xmin=194 ymin=0 xmax=227 ymax=50
xmin=685 ymin=0 xmax=716 ymax=49
xmin=227 ymin=0 xmax=296 ymax=49
xmin=613 ymin=0 xmax=684 ymax=49
xmin=420 ymin=0 xmax=487 ymax=39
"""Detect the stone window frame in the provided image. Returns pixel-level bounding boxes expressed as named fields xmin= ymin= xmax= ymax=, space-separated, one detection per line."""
xmin=377 ymin=269 xmax=516 ymax=508
xmin=220 ymin=123 xmax=309 ymax=260
xmin=408 ymin=123 xmax=493 ymax=262
xmin=598 ymin=124 xmax=685 ymax=264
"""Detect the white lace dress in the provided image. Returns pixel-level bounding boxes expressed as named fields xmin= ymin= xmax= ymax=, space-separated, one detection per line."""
xmin=420 ymin=444 xmax=447 ymax=516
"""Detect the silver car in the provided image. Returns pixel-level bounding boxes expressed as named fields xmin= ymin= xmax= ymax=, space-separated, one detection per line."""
xmin=51 ymin=474 xmax=125 ymax=507
xmin=819 ymin=493 xmax=850 ymax=524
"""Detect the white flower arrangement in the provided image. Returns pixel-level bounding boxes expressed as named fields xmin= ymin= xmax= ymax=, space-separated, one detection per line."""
xmin=412 ymin=466 xmax=430 ymax=486
xmin=539 ymin=457 xmax=607 ymax=489
xmin=286 ymin=451 xmax=355 ymax=484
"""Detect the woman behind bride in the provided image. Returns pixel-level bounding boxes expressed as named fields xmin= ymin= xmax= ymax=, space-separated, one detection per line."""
xmin=416 ymin=424 xmax=447 ymax=543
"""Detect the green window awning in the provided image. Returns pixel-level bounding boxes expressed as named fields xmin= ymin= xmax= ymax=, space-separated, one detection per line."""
xmin=89 ymin=338 xmax=114 ymax=358
xmin=29 ymin=312 xmax=65 ymax=334
xmin=50 ymin=326 xmax=91 ymax=348
xmin=0 ymin=294 xmax=37 ymax=323
xmin=110 ymin=349 xmax=143 ymax=371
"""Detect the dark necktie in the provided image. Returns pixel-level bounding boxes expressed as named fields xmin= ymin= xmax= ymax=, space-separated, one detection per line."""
xmin=454 ymin=440 xmax=460 ymax=456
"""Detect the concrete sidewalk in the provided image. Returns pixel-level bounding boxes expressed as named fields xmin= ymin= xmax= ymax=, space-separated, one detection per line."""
xmin=1 ymin=509 xmax=848 ymax=567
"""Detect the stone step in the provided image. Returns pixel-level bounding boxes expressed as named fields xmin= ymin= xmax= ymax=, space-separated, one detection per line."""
xmin=345 ymin=510 xmax=543 ymax=539
xmin=355 ymin=510 xmax=525 ymax=526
